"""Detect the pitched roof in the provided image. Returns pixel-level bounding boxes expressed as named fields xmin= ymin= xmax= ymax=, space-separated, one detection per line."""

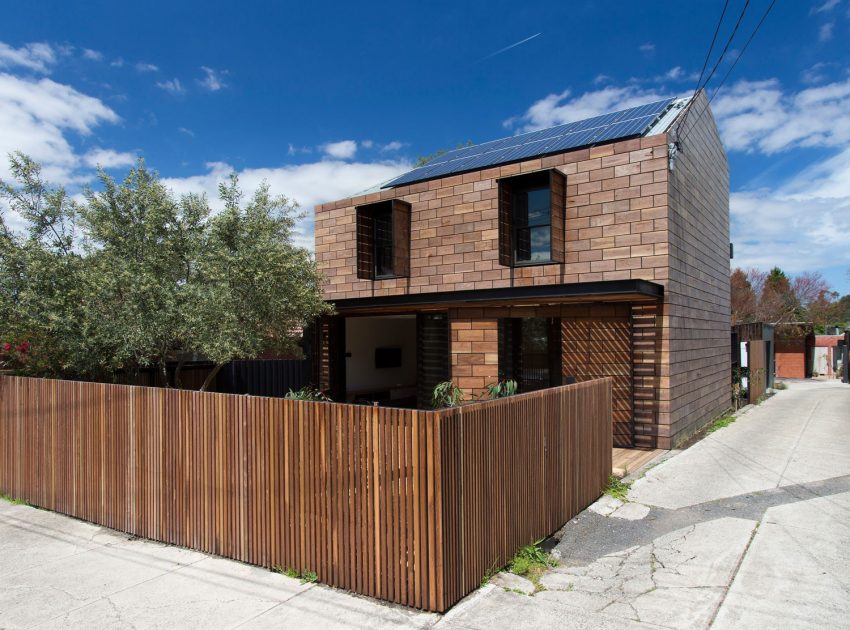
xmin=383 ymin=96 xmax=688 ymax=189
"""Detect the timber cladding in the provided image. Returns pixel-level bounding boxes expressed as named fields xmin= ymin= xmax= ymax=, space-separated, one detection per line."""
xmin=0 ymin=375 xmax=612 ymax=613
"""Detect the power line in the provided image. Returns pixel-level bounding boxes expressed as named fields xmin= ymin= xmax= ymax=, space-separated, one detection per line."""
xmin=678 ymin=0 xmax=734 ymax=136
xmin=695 ymin=0 xmax=732 ymax=91
xmin=680 ymin=0 xmax=778 ymax=144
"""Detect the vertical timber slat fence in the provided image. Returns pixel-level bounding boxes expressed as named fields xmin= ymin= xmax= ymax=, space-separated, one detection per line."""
xmin=0 ymin=375 xmax=611 ymax=612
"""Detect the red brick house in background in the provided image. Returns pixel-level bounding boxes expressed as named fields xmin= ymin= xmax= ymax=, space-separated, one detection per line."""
xmin=312 ymin=91 xmax=730 ymax=449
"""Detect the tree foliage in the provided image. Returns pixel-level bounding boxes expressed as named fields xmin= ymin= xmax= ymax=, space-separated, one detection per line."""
xmin=730 ymin=266 xmax=844 ymax=332
xmin=0 ymin=153 xmax=331 ymax=388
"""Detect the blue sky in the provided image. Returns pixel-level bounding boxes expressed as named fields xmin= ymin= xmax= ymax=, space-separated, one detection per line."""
xmin=1 ymin=0 xmax=849 ymax=293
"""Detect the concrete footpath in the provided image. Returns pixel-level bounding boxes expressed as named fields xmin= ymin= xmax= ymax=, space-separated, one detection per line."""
xmin=1 ymin=379 xmax=848 ymax=629
xmin=439 ymin=379 xmax=850 ymax=630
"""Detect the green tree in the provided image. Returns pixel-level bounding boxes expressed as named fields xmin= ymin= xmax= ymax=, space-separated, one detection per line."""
xmin=0 ymin=153 xmax=90 ymax=377
xmin=188 ymin=175 xmax=331 ymax=390
xmin=78 ymin=161 xmax=210 ymax=383
xmin=0 ymin=154 xmax=331 ymax=388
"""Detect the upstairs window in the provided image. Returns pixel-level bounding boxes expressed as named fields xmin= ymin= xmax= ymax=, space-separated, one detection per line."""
xmin=356 ymin=199 xmax=410 ymax=280
xmin=498 ymin=170 xmax=565 ymax=267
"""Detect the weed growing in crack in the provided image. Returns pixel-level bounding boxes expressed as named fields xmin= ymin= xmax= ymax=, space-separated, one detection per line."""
xmin=603 ymin=475 xmax=631 ymax=501
xmin=509 ymin=540 xmax=558 ymax=592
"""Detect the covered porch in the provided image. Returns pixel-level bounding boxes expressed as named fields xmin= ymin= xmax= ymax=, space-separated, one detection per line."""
xmin=314 ymin=279 xmax=665 ymax=448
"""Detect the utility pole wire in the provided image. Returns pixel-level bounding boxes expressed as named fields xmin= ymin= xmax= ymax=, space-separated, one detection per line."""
xmin=680 ymin=0 xmax=778 ymax=145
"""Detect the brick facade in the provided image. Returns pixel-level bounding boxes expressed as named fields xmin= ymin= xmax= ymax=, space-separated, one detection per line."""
xmin=315 ymin=136 xmax=671 ymax=300
xmin=315 ymin=97 xmax=731 ymax=448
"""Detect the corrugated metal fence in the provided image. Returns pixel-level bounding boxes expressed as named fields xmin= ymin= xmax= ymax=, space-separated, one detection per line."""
xmin=0 ymin=375 xmax=611 ymax=612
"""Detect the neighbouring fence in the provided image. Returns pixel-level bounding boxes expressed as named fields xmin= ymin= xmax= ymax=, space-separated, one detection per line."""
xmin=0 ymin=375 xmax=611 ymax=612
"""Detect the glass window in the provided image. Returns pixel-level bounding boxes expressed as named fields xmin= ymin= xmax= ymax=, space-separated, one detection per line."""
xmin=519 ymin=317 xmax=551 ymax=391
xmin=373 ymin=207 xmax=394 ymax=278
xmin=513 ymin=185 xmax=551 ymax=264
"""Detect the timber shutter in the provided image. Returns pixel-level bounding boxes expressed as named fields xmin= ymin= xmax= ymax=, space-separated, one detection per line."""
xmin=498 ymin=179 xmax=513 ymax=266
xmin=356 ymin=207 xmax=375 ymax=279
xmin=391 ymin=199 xmax=411 ymax=277
xmin=417 ymin=313 xmax=450 ymax=408
xmin=356 ymin=200 xmax=410 ymax=279
xmin=549 ymin=169 xmax=566 ymax=263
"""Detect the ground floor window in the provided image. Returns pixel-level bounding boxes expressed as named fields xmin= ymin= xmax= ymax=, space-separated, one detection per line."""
xmin=498 ymin=317 xmax=562 ymax=392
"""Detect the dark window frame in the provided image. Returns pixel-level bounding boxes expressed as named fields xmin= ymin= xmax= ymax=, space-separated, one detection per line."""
xmin=498 ymin=169 xmax=566 ymax=268
xmin=498 ymin=316 xmax=562 ymax=393
xmin=355 ymin=199 xmax=411 ymax=280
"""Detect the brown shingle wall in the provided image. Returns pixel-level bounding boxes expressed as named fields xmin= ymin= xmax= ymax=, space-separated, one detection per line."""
xmin=663 ymin=92 xmax=731 ymax=446
xmin=315 ymin=136 xmax=671 ymax=301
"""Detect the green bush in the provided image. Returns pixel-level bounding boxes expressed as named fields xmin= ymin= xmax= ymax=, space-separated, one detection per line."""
xmin=285 ymin=387 xmax=331 ymax=402
xmin=431 ymin=381 xmax=464 ymax=409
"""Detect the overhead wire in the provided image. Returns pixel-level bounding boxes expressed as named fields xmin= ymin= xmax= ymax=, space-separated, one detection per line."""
xmin=680 ymin=0 xmax=778 ymax=145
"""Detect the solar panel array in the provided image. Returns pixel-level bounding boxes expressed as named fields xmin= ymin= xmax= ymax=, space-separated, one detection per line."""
xmin=383 ymin=97 xmax=677 ymax=188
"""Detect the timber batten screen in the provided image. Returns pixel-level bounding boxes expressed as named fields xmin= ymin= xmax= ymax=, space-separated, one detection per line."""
xmin=0 ymin=375 xmax=611 ymax=612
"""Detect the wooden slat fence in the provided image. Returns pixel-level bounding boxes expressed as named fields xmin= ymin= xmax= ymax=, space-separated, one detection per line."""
xmin=0 ymin=375 xmax=611 ymax=612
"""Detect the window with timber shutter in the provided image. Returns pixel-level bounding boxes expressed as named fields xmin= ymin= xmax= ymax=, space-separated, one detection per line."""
xmin=355 ymin=199 xmax=411 ymax=279
xmin=498 ymin=169 xmax=566 ymax=266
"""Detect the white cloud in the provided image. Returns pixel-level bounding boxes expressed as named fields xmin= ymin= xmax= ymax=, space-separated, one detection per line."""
xmin=505 ymin=85 xmax=671 ymax=132
xmin=381 ymin=141 xmax=404 ymax=152
xmin=811 ymin=0 xmax=840 ymax=13
xmin=82 ymin=148 xmax=136 ymax=169
xmin=819 ymin=21 xmax=835 ymax=41
xmin=135 ymin=62 xmax=159 ymax=73
xmin=731 ymin=147 xmax=850 ymax=272
xmin=0 ymin=41 xmax=56 ymax=73
xmin=161 ymin=159 xmax=410 ymax=248
xmin=178 ymin=127 xmax=195 ymax=137
xmin=198 ymin=66 xmax=227 ymax=91
xmin=639 ymin=42 xmax=655 ymax=55
xmin=321 ymin=140 xmax=358 ymax=159
xmin=711 ymin=77 xmax=850 ymax=154
xmin=156 ymin=78 xmax=185 ymax=95
xmin=0 ymin=72 xmax=120 ymax=184
xmin=361 ymin=140 xmax=374 ymax=149
xmin=110 ymin=57 xmax=125 ymax=68
xmin=82 ymin=48 xmax=103 ymax=62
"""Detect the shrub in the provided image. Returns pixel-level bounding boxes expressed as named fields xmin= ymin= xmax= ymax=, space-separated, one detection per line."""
xmin=285 ymin=387 xmax=331 ymax=402
xmin=485 ymin=379 xmax=518 ymax=399
xmin=432 ymin=381 xmax=464 ymax=409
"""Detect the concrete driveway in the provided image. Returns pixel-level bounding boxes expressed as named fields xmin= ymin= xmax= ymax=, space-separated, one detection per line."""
xmin=440 ymin=379 xmax=850 ymax=630
xmin=2 ymin=379 xmax=848 ymax=629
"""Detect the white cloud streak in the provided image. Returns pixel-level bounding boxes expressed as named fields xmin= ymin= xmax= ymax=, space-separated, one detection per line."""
xmin=0 ymin=72 xmax=121 ymax=184
xmin=321 ymin=140 xmax=357 ymax=159
xmin=0 ymin=42 xmax=56 ymax=73
xmin=198 ymin=66 xmax=227 ymax=91
xmin=156 ymin=78 xmax=185 ymax=95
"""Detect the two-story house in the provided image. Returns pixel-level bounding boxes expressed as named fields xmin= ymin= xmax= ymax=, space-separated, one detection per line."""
xmin=312 ymin=91 xmax=730 ymax=449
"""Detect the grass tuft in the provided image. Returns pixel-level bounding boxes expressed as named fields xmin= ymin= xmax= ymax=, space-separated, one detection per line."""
xmin=707 ymin=415 xmax=736 ymax=433
xmin=508 ymin=540 xmax=557 ymax=591
xmin=300 ymin=570 xmax=318 ymax=584
xmin=603 ymin=475 xmax=631 ymax=501
xmin=774 ymin=381 xmax=788 ymax=391
xmin=0 ymin=491 xmax=28 ymax=506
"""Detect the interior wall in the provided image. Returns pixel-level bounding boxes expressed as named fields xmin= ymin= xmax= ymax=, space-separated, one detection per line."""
xmin=345 ymin=316 xmax=417 ymax=396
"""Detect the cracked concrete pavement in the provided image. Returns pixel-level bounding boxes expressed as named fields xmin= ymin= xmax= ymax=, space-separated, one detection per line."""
xmin=439 ymin=379 xmax=850 ymax=630
xmin=2 ymin=379 xmax=848 ymax=629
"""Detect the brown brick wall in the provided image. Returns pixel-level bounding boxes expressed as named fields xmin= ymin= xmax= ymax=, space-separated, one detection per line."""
xmin=315 ymin=136 xmax=671 ymax=301
xmin=448 ymin=311 xmax=499 ymax=398
xmin=663 ymin=92 xmax=731 ymax=447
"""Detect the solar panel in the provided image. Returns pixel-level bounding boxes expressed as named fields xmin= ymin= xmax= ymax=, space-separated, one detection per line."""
xmin=383 ymin=97 xmax=675 ymax=188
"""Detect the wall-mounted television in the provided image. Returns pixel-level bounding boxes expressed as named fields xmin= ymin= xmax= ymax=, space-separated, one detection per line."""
xmin=375 ymin=347 xmax=402 ymax=369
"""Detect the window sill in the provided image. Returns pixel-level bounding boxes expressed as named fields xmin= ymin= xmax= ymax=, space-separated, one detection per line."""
xmin=509 ymin=260 xmax=557 ymax=268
